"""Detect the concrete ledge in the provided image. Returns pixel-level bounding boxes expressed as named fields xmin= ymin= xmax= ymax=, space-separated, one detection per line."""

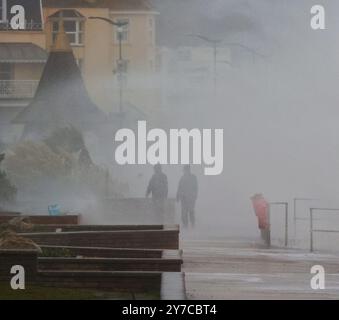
xmin=161 ymin=272 xmax=187 ymax=300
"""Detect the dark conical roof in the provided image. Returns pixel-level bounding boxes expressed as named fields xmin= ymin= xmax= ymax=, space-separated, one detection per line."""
xmin=13 ymin=22 xmax=105 ymax=133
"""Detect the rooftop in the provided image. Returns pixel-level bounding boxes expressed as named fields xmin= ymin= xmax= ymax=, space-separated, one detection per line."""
xmin=12 ymin=24 xmax=105 ymax=131
xmin=43 ymin=0 xmax=154 ymax=11
xmin=0 ymin=43 xmax=47 ymax=63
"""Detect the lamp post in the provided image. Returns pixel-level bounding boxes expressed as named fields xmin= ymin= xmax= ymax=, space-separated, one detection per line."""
xmin=186 ymin=34 xmax=266 ymax=100
xmin=186 ymin=34 xmax=221 ymax=98
xmin=89 ymin=17 xmax=128 ymax=116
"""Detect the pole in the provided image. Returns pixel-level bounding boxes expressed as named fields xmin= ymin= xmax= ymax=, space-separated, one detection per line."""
xmin=285 ymin=202 xmax=288 ymax=247
xmin=267 ymin=206 xmax=271 ymax=248
xmin=213 ymin=42 xmax=217 ymax=98
xmin=88 ymin=17 xmax=128 ymax=122
xmin=269 ymin=202 xmax=289 ymax=247
xmin=105 ymin=168 xmax=110 ymax=199
xmin=310 ymin=208 xmax=314 ymax=252
xmin=119 ymin=31 xmax=122 ymax=61
xmin=293 ymin=198 xmax=297 ymax=238
xmin=293 ymin=198 xmax=318 ymax=242
xmin=119 ymin=80 xmax=123 ymax=115
xmin=118 ymin=30 xmax=123 ymax=116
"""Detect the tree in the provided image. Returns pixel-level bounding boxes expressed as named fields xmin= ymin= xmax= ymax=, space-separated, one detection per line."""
xmin=0 ymin=154 xmax=17 ymax=204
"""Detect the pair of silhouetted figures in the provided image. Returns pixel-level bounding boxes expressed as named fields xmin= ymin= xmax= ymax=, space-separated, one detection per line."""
xmin=146 ymin=164 xmax=198 ymax=228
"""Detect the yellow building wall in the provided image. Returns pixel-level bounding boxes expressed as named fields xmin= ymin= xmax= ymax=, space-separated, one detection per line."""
xmin=0 ymin=6 xmax=160 ymax=116
xmin=43 ymin=7 xmax=115 ymax=113
xmin=0 ymin=31 xmax=46 ymax=49
xmin=14 ymin=63 xmax=44 ymax=80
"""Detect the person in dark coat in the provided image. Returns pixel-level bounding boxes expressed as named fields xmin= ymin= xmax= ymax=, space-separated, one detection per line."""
xmin=146 ymin=164 xmax=168 ymax=219
xmin=177 ymin=165 xmax=198 ymax=228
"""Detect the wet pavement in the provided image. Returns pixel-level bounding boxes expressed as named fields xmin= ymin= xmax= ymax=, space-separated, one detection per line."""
xmin=182 ymin=237 xmax=339 ymax=300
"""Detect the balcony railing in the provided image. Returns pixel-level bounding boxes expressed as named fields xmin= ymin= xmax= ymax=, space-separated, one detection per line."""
xmin=0 ymin=80 xmax=39 ymax=99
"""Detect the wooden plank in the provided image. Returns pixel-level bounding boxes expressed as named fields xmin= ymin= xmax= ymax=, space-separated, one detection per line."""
xmin=40 ymin=245 xmax=182 ymax=259
xmin=21 ymin=224 xmax=165 ymax=233
xmin=36 ymin=270 xmax=162 ymax=293
xmin=0 ymin=215 xmax=80 ymax=225
xmin=38 ymin=257 xmax=182 ymax=272
xmin=22 ymin=229 xmax=180 ymax=250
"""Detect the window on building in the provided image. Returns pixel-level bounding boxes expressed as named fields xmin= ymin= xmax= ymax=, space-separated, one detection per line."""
xmin=115 ymin=18 xmax=129 ymax=43
xmin=0 ymin=63 xmax=13 ymax=80
xmin=50 ymin=10 xmax=85 ymax=46
xmin=52 ymin=20 xmax=84 ymax=46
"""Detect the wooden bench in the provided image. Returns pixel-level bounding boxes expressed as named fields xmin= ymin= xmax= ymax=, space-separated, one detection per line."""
xmin=0 ymin=249 xmax=186 ymax=298
xmin=21 ymin=224 xmax=166 ymax=233
xmin=0 ymin=215 xmax=80 ymax=225
xmin=38 ymin=255 xmax=182 ymax=272
xmin=22 ymin=227 xmax=180 ymax=250
xmin=40 ymin=245 xmax=182 ymax=259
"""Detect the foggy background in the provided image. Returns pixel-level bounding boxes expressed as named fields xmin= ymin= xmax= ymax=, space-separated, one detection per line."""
xmin=141 ymin=0 xmax=339 ymax=239
xmin=3 ymin=0 xmax=339 ymax=246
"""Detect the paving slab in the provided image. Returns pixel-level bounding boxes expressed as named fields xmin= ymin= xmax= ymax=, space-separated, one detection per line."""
xmin=183 ymin=237 xmax=339 ymax=300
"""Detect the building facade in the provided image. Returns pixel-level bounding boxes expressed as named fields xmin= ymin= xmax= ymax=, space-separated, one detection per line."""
xmin=0 ymin=0 xmax=159 ymax=125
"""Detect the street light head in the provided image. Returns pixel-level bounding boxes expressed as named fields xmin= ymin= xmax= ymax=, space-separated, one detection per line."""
xmin=88 ymin=17 xmax=129 ymax=29
xmin=88 ymin=16 xmax=115 ymax=25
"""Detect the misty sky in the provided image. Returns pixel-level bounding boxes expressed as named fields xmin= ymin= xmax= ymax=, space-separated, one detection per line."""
xmin=147 ymin=0 xmax=339 ymax=238
xmin=153 ymin=0 xmax=339 ymax=50
xmin=5 ymin=1 xmax=339 ymax=241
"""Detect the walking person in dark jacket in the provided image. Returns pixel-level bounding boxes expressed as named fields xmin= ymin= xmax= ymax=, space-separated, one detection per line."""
xmin=146 ymin=164 xmax=168 ymax=220
xmin=177 ymin=165 xmax=198 ymax=228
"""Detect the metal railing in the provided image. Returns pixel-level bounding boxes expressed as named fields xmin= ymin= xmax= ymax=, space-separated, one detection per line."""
xmin=310 ymin=208 xmax=339 ymax=252
xmin=293 ymin=198 xmax=317 ymax=232
xmin=252 ymin=198 xmax=289 ymax=248
xmin=269 ymin=202 xmax=289 ymax=247
xmin=0 ymin=80 xmax=39 ymax=98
